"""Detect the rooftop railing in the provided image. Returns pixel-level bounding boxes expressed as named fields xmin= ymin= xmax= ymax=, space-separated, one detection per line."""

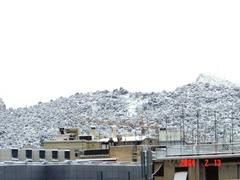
xmin=155 ymin=142 xmax=240 ymax=159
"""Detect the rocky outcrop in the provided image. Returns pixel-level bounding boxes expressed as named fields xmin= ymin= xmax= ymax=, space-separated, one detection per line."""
xmin=0 ymin=98 xmax=6 ymax=111
xmin=0 ymin=74 xmax=240 ymax=148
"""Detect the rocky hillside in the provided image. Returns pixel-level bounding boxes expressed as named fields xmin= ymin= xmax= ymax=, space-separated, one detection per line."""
xmin=1 ymin=74 xmax=240 ymax=148
xmin=0 ymin=98 xmax=6 ymax=111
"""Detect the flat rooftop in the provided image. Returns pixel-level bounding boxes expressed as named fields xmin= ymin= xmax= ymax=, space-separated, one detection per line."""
xmin=0 ymin=160 xmax=140 ymax=166
xmin=154 ymin=142 xmax=240 ymax=160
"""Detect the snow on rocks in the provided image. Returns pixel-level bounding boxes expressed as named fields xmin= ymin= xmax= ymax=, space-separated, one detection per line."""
xmin=1 ymin=74 xmax=240 ymax=148
xmin=0 ymin=98 xmax=6 ymax=111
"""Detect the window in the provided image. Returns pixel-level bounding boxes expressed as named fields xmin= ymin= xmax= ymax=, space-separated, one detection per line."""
xmin=52 ymin=151 xmax=58 ymax=159
xmin=12 ymin=149 xmax=18 ymax=158
xmin=65 ymin=151 xmax=70 ymax=160
xmin=39 ymin=150 xmax=45 ymax=159
xmin=26 ymin=150 xmax=32 ymax=159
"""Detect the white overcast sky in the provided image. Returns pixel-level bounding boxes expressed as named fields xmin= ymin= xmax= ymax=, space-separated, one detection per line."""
xmin=0 ymin=0 xmax=240 ymax=108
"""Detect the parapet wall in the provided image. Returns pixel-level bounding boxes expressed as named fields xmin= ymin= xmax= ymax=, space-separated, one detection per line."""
xmin=0 ymin=163 xmax=141 ymax=180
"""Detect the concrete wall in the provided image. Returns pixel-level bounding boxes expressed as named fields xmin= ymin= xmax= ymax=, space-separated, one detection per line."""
xmin=43 ymin=141 xmax=101 ymax=160
xmin=142 ymin=138 xmax=159 ymax=145
xmin=163 ymin=160 xmax=175 ymax=180
xmin=0 ymin=149 xmax=19 ymax=161
xmin=153 ymin=160 xmax=175 ymax=180
xmin=109 ymin=145 xmax=142 ymax=162
xmin=110 ymin=145 xmax=133 ymax=162
xmin=0 ymin=165 xmax=46 ymax=180
xmin=0 ymin=164 xmax=141 ymax=180
xmin=188 ymin=159 xmax=200 ymax=180
xmin=153 ymin=160 xmax=201 ymax=180
xmin=0 ymin=149 xmax=12 ymax=161
xmin=153 ymin=162 xmax=165 ymax=180
xmin=219 ymin=164 xmax=238 ymax=180
xmin=153 ymin=160 xmax=240 ymax=180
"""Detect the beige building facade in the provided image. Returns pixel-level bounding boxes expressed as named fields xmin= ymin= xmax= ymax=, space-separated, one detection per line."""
xmin=43 ymin=140 xmax=102 ymax=160
xmin=153 ymin=154 xmax=240 ymax=180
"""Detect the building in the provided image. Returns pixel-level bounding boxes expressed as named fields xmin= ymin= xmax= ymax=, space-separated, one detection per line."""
xmin=0 ymin=148 xmax=71 ymax=162
xmin=98 ymin=135 xmax=159 ymax=162
xmin=56 ymin=128 xmax=80 ymax=141
xmin=152 ymin=142 xmax=240 ymax=180
xmin=43 ymin=128 xmax=105 ymax=160
xmin=43 ymin=140 xmax=102 ymax=160
xmin=158 ymin=128 xmax=185 ymax=146
xmin=44 ymin=127 xmax=160 ymax=161
xmin=0 ymin=161 xmax=142 ymax=180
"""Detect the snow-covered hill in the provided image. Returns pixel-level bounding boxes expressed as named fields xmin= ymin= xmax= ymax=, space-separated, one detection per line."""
xmin=0 ymin=98 xmax=6 ymax=111
xmin=1 ymin=74 xmax=240 ymax=148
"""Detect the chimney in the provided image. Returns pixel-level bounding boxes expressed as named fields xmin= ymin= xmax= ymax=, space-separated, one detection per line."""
xmin=59 ymin=128 xmax=65 ymax=134
xmin=111 ymin=125 xmax=117 ymax=138
xmin=90 ymin=126 xmax=97 ymax=140
xmin=117 ymin=135 xmax=122 ymax=144
xmin=159 ymin=128 xmax=167 ymax=141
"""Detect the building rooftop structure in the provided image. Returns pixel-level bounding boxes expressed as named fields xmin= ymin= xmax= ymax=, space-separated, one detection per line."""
xmin=56 ymin=128 xmax=80 ymax=141
xmin=0 ymin=160 xmax=142 ymax=180
xmin=152 ymin=142 xmax=240 ymax=180
xmin=154 ymin=142 xmax=240 ymax=159
xmin=99 ymin=135 xmax=147 ymax=143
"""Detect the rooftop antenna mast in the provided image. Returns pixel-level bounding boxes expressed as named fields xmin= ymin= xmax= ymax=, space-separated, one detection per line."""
xmin=204 ymin=108 xmax=210 ymax=143
xmin=196 ymin=109 xmax=200 ymax=144
xmin=231 ymin=111 xmax=234 ymax=143
xmin=214 ymin=111 xmax=218 ymax=143
xmin=140 ymin=114 xmax=144 ymax=141
xmin=165 ymin=115 xmax=168 ymax=144
xmin=192 ymin=119 xmax=194 ymax=144
xmin=134 ymin=112 xmax=137 ymax=142
xmin=230 ymin=110 xmax=234 ymax=153
xmin=146 ymin=114 xmax=149 ymax=139
xmin=181 ymin=105 xmax=185 ymax=144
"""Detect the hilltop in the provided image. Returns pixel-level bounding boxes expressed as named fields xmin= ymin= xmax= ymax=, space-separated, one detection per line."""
xmin=0 ymin=74 xmax=240 ymax=147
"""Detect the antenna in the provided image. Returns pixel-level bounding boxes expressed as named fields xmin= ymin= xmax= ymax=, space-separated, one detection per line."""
xmin=165 ymin=116 xmax=168 ymax=144
xmin=146 ymin=114 xmax=149 ymax=139
xmin=191 ymin=111 xmax=194 ymax=144
xmin=196 ymin=109 xmax=200 ymax=144
xmin=223 ymin=126 xmax=226 ymax=143
xmin=231 ymin=111 xmax=234 ymax=143
xmin=181 ymin=105 xmax=185 ymax=144
xmin=214 ymin=111 xmax=217 ymax=143
xmin=140 ymin=114 xmax=143 ymax=141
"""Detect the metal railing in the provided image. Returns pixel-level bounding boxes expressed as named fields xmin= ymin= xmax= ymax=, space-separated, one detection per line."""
xmin=155 ymin=142 xmax=240 ymax=158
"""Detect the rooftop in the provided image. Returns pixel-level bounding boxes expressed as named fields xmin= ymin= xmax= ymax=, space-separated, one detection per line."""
xmin=154 ymin=142 xmax=240 ymax=160
xmin=99 ymin=136 xmax=147 ymax=143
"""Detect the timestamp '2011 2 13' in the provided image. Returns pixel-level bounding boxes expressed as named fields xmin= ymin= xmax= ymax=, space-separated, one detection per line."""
xmin=178 ymin=159 xmax=221 ymax=167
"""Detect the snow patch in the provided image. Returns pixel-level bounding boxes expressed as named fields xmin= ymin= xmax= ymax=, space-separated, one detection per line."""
xmin=196 ymin=73 xmax=236 ymax=87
